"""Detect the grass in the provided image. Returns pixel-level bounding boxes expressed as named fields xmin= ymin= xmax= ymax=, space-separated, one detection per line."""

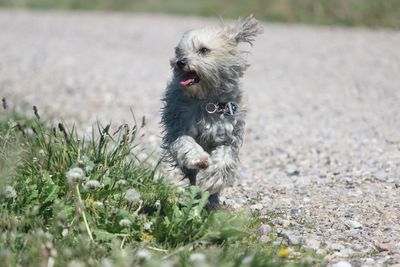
xmin=0 ymin=0 xmax=399 ymax=28
xmin=0 ymin=100 xmax=315 ymax=266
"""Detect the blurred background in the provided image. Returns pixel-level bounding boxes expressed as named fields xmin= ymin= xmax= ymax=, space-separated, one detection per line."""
xmin=1 ymin=0 xmax=400 ymax=28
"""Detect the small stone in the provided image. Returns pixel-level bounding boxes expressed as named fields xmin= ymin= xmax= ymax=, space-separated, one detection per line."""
xmin=282 ymin=231 xmax=304 ymax=245
xmin=290 ymin=207 xmax=305 ymax=216
xmin=375 ymin=242 xmax=393 ymax=254
xmin=259 ymin=235 xmax=269 ymax=244
xmin=250 ymin=203 xmax=263 ymax=211
xmin=347 ymin=229 xmax=360 ymax=240
xmin=282 ymin=220 xmax=291 ymax=227
xmin=363 ymin=258 xmax=375 ymax=265
xmin=331 ymin=261 xmax=352 ymax=267
xmin=339 ymin=248 xmax=354 ymax=257
xmin=272 ymin=218 xmax=283 ymax=226
xmin=304 ymin=238 xmax=320 ymax=250
xmin=329 ymin=243 xmax=345 ymax=251
xmin=373 ymin=171 xmax=387 ymax=182
xmin=345 ymin=220 xmax=362 ymax=229
xmin=285 ymin=165 xmax=297 ymax=175
xmin=256 ymin=224 xmax=272 ymax=235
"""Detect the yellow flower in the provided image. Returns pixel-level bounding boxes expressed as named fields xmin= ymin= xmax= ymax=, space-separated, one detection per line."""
xmin=142 ymin=233 xmax=153 ymax=242
xmin=86 ymin=195 xmax=94 ymax=206
xmin=278 ymin=247 xmax=289 ymax=258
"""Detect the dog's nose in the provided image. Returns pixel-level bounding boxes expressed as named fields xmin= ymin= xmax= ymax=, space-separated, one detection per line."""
xmin=176 ymin=58 xmax=187 ymax=69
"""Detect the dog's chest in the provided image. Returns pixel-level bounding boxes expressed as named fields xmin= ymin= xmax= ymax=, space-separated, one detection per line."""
xmin=189 ymin=111 xmax=237 ymax=148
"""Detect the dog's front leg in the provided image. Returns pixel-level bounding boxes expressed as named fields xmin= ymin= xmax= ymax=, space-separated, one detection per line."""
xmin=170 ymin=135 xmax=210 ymax=170
xmin=196 ymin=145 xmax=238 ymax=196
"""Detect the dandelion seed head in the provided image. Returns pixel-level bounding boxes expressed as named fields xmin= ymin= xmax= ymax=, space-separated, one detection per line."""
xmin=85 ymin=166 xmax=93 ymax=173
xmin=26 ymin=128 xmax=35 ymax=136
xmin=119 ymin=219 xmax=132 ymax=227
xmin=84 ymin=180 xmax=101 ymax=191
xmin=241 ymin=256 xmax=253 ymax=265
xmin=81 ymin=156 xmax=94 ymax=172
xmin=116 ymin=179 xmax=127 ymax=186
xmin=4 ymin=186 xmax=17 ymax=199
xmin=93 ymin=201 xmax=103 ymax=207
xmin=101 ymin=258 xmax=113 ymax=267
xmin=189 ymin=253 xmax=207 ymax=264
xmin=66 ymin=167 xmax=84 ymax=184
xmin=144 ymin=221 xmax=152 ymax=230
xmin=68 ymin=260 xmax=84 ymax=267
xmin=8 ymin=119 xmax=17 ymax=128
xmin=38 ymin=149 xmax=45 ymax=157
xmin=136 ymin=249 xmax=151 ymax=260
xmin=160 ymin=260 xmax=176 ymax=267
xmin=125 ymin=188 xmax=140 ymax=203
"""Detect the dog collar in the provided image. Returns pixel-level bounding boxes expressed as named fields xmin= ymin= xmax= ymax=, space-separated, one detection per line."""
xmin=205 ymin=102 xmax=238 ymax=115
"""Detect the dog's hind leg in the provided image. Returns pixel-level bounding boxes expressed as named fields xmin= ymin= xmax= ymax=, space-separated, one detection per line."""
xmin=196 ymin=145 xmax=238 ymax=196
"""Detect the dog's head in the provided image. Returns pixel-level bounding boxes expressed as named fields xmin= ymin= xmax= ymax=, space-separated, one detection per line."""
xmin=170 ymin=15 xmax=263 ymax=99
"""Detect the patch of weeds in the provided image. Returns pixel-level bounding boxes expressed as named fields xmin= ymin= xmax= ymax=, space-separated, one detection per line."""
xmin=0 ymin=100 xmax=311 ymax=266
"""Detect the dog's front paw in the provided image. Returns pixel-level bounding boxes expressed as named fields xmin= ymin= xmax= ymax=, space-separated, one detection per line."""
xmin=187 ymin=152 xmax=210 ymax=170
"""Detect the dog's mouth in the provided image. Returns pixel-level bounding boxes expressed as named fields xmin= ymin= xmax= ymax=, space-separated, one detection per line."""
xmin=179 ymin=71 xmax=200 ymax=87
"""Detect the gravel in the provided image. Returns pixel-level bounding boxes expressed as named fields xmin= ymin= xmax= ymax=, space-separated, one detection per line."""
xmin=344 ymin=220 xmax=363 ymax=229
xmin=1 ymin=10 xmax=400 ymax=264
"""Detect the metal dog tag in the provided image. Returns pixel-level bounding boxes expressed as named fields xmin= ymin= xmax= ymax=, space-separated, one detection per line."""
xmin=205 ymin=103 xmax=218 ymax=113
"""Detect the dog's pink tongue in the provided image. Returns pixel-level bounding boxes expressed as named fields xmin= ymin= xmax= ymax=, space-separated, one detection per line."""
xmin=180 ymin=78 xmax=194 ymax=86
xmin=180 ymin=73 xmax=197 ymax=86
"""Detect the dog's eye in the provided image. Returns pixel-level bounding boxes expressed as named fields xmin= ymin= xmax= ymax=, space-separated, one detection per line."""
xmin=198 ymin=47 xmax=211 ymax=55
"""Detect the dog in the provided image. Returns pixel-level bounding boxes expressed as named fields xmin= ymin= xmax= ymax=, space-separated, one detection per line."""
xmin=161 ymin=15 xmax=262 ymax=207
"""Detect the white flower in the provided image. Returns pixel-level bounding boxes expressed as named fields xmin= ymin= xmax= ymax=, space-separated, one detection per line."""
xmin=4 ymin=186 xmax=17 ymax=199
xmin=125 ymin=188 xmax=141 ymax=203
xmin=119 ymin=219 xmax=132 ymax=227
xmin=85 ymin=165 xmax=94 ymax=173
xmin=241 ymin=256 xmax=253 ymax=265
xmin=116 ymin=179 xmax=127 ymax=186
xmin=160 ymin=260 xmax=176 ymax=267
xmin=144 ymin=221 xmax=152 ymax=230
xmin=68 ymin=260 xmax=84 ymax=267
xmin=93 ymin=201 xmax=103 ymax=207
xmin=82 ymin=155 xmax=94 ymax=173
xmin=8 ymin=119 xmax=17 ymax=128
xmin=101 ymin=258 xmax=113 ymax=267
xmin=66 ymin=167 xmax=84 ymax=184
xmin=189 ymin=253 xmax=207 ymax=264
xmin=84 ymin=180 xmax=101 ymax=191
xmin=38 ymin=149 xmax=45 ymax=157
xmin=136 ymin=249 xmax=151 ymax=260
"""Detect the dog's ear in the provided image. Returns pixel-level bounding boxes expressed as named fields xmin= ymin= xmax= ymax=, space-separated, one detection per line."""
xmin=227 ymin=15 xmax=263 ymax=46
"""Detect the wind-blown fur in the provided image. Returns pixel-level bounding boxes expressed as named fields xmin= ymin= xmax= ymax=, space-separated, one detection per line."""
xmin=161 ymin=15 xmax=262 ymax=206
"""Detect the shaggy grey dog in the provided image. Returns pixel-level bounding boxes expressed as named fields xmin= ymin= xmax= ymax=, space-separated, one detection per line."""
xmin=161 ymin=15 xmax=262 ymax=206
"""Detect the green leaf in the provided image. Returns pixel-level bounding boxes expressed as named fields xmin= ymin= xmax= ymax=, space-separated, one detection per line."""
xmin=93 ymin=229 xmax=118 ymax=241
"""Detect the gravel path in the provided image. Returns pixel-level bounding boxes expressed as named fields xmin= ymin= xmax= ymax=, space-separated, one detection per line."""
xmin=1 ymin=10 xmax=400 ymax=266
